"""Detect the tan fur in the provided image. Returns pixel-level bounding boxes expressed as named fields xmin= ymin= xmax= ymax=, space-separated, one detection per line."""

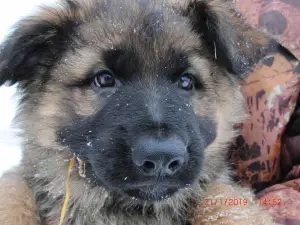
xmin=0 ymin=173 xmax=38 ymax=225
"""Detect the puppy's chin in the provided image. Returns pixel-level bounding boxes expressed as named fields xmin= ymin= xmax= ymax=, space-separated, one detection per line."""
xmin=124 ymin=186 xmax=179 ymax=201
xmin=92 ymin=174 xmax=184 ymax=201
xmin=89 ymin=169 xmax=188 ymax=202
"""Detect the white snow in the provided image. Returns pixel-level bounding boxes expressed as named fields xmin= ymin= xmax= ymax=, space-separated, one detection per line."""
xmin=0 ymin=0 xmax=55 ymax=177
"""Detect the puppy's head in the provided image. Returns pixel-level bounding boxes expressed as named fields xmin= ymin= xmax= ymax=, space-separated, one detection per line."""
xmin=0 ymin=0 xmax=268 ymax=202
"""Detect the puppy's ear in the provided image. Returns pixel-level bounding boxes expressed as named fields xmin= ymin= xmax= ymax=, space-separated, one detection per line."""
xmin=0 ymin=1 xmax=84 ymax=87
xmin=183 ymin=0 xmax=269 ymax=76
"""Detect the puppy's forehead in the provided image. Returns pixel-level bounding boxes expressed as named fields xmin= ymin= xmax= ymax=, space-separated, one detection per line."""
xmin=81 ymin=2 xmax=200 ymax=57
xmin=71 ymin=4 xmax=201 ymax=82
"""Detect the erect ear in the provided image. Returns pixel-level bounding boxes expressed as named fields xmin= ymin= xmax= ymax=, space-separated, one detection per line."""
xmin=182 ymin=0 xmax=270 ymax=76
xmin=0 ymin=0 xmax=86 ymax=87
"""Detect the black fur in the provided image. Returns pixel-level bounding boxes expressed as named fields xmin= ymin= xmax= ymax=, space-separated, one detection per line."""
xmin=184 ymin=0 xmax=267 ymax=76
xmin=0 ymin=14 xmax=80 ymax=88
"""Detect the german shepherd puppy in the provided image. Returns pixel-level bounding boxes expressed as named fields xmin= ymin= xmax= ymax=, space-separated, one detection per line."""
xmin=0 ymin=0 xmax=274 ymax=224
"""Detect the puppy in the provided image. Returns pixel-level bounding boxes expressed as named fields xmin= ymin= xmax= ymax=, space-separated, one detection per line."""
xmin=0 ymin=0 xmax=275 ymax=224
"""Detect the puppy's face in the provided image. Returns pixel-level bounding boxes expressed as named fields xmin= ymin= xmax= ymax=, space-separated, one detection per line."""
xmin=0 ymin=0 xmax=267 ymax=202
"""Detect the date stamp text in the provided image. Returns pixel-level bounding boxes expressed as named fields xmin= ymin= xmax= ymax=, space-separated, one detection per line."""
xmin=202 ymin=197 xmax=282 ymax=207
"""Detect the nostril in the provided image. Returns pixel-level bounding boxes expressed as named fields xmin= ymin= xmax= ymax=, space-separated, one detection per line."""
xmin=142 ymin=161 xmax=156 ymax=171
xmin=132 ymin=137 xmax=187 ymax=176
xmin=167 ymin=158 xmax=184 ymax=173
xmin=168 ymin=160 xmax=180 ymax=171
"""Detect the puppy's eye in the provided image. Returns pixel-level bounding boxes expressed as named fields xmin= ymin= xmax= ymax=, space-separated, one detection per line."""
xmin=93 ymin=70 xmax=115 ymax=88
xmin=178 ymin=73 xmax=195 ymax=90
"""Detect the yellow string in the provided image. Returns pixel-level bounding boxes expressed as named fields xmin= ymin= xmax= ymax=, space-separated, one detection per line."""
xmin=58 ymin=156 xmax=75 ymax=225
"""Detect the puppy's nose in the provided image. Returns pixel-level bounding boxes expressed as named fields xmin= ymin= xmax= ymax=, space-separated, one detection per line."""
xmin=132 ymin=137 xmax=187 ymax=176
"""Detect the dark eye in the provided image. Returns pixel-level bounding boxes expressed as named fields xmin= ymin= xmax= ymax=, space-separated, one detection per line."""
xmin=93 ymin=70 xmax=115 ymax=88
xmin=178 ymin=73 xmax=195 ymax=90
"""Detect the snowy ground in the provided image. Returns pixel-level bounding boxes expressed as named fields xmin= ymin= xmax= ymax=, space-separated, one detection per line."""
xmin=0 ymin=0 xmax=55 ymax=177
